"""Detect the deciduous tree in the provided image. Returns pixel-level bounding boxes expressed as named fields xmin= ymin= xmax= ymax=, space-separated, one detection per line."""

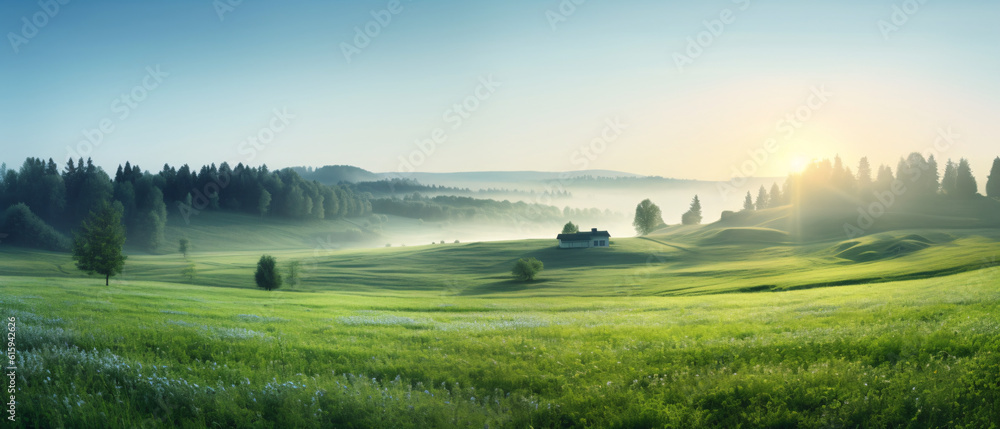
xmin=72 ymin=202 xmax=127 ymax=286
xmin=254 ymin=255 xmax=282 ymax=291
xmin=633 ymin=199 xmax=663 ymax=236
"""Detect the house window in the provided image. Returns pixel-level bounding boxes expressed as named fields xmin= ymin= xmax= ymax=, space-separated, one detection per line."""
xmin=593 ymin=241 xmax=598 ymax=246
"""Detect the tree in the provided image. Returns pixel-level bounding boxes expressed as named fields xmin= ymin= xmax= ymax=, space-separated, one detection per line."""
xmin=561 ymin=221 xmax=579 ymax=234
xmin=768 ymin=183 xmax=782 ymax=208
xmin=179 ymin=238 xmax=190 ymax=258
xmin=258 ymin=189 xmax=272 ymax=218
xmin=254 ymin=255 xmax=282 ymax=291
xmin=925 ymin=154 xmax=940 ymax=197
xmin=632 ymin=199 xmax=663 ymax=236
xmin=956 ymin=158 xmax=978 ymax=198
xmin=743 ymin=191 xmax=754 ymax=211
xmin=181 ymin=263 xmax=196 ymax=283
xmin=942 ymin=159 xmax=957 ymax=196
xmin=876 ymin=165 xmax=895 ymax=191
xmin=987 ymin=157 xmax=1000 ymax=199
xmin=856 ymin=157 xmax=873 ymax=190
xmin=755 ymin=186 xmax=769 ymax=211
xmin=511 ymin=257 xmax=543 ymax=282
xmin=286 ymin=260 xmax=301 ymax=289
xmin=72 ymin=202 xmax=128 ymax=286
xmin=681 ymin=195 xmax=702 ymax=225
xmin=0 ymin=203 xmax=70 ymax=251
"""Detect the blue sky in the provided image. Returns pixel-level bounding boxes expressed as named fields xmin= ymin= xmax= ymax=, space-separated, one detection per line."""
xmin=2 ymin=0 xmax=998 ymax=182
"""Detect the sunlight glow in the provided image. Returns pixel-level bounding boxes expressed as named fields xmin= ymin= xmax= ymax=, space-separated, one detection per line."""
xmin=790 ymin=156 xmax=809 ymax=174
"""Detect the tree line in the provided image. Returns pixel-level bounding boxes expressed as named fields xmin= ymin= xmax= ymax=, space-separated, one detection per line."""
xmin=629 ymin=154 xmax=1000 ymax=236
xmin=370 ymin=193 xmax=618 ymax=224
xmin=351 ymin=178 xmax=572 ymax=199
xmin=776 ymin=154 xmax=996 ymax=210
xmin=0 ymin=157 xmax=371 ymax=251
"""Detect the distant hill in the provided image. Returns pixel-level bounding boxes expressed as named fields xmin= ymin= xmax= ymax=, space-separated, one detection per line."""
xmin=292 ymin=165 xmax=379 ymax=184
xmin=294 ymin=166 xmax=650 ymax=186
xmin=378 ymin=170 xmax=644 ymax=184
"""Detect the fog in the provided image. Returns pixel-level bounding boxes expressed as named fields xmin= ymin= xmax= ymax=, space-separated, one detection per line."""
xmin=357 ymin=175 xmax=784 ymax=247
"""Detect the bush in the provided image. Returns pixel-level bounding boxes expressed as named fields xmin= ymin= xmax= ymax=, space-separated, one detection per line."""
xmin=511 ymin=257 xmax=543 ymax=282
xmin=720 ymin=210 xmax=750 ymax=222
xmin=0 ymin=203 xmax=71 ymax=251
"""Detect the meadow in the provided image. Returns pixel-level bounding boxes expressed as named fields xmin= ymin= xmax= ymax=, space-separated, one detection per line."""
xmin=3 ymin=210 xmax=1000 ymax=428
xmin=4 ymin=269 xmax=1000 ymax=428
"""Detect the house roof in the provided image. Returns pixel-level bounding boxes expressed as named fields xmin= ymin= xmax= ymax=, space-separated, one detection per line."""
xmin=557 ymin=230 xmax=611 ymax=241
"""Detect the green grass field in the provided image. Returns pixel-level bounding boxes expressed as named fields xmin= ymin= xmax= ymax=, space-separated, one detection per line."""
xmin=3 ymin=209 xmax=1000 ymax=427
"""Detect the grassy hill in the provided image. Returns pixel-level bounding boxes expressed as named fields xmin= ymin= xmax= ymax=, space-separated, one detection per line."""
xmin=3 ymin=202 xmax=1000 ymax=427
xmin=3 ymin=206 xmax=998 ymax=296
xmin=3 ymin=266 xmax=998 ymax=427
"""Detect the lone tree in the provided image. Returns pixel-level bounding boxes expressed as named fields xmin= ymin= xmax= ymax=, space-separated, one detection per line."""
xmin=512 ymin=257 xmax=544 ymax=282
xmin=633 ymin=199 xmax=664 ymax=236
xmin=561 ymin=221 xmax=579 ymax=234
xmin=285 ymin=260 xmax=301 ymax=289
xmin=987 ymin=156 xmax=1000 ymax=199
xmin=254 ymin=255 xmax=283 ymax=291
xmin=72 ymin=202 xmax=128 ymax=286
xmin=181 ymin=263 xmax=196 ymax=283
xmin=179 ymin=237 xmax=190 ymax=258
xmin=681 ymin=195 xmax=702 ymax=225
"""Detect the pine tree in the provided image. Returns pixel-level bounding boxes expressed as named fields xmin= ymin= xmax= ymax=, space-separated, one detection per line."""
xmin=896 ymin=158 xmax=911 ymax=184
xmin=768 ymin=183 xmax=782 ymax=208
xmin=743 ymin=191 xmax=754 ymax=211
xmin=986 ymin=157 xmax=1000 ymax=199
xmin=755 ymin=186 xmax=769 ymax=211
xmin=856 ymin=157 xmax=873 ymax=189
xmin=681 ymin=195 xmax=702 ymax=225
xmin=956 ymin=158 xmax=978 ymax=198
xmin=876 ymin=165 xmax=895 ymax=191
xmin=941 ymin=159 xmax=957 ymax=196
xmin=926 ymin=155 xmax=940 ymax=196
xmin=72 ymin=202 xmax=128 ymax=286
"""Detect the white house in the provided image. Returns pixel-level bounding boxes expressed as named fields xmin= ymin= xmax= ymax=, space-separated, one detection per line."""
xmin=557 ymin=228 xmax=611 ymax=248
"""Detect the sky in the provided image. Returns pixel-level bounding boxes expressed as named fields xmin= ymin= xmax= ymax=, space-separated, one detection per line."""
xmin=2 ymin=0 xmax=999 ymax=183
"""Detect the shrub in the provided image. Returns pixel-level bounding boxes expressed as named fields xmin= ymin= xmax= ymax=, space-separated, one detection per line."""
xmin=511 ymin=257 xmax=543 ymax=282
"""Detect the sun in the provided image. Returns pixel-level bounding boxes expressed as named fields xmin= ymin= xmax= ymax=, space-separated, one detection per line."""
xmin=789 ymin=156 xmax=809 ymax=174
